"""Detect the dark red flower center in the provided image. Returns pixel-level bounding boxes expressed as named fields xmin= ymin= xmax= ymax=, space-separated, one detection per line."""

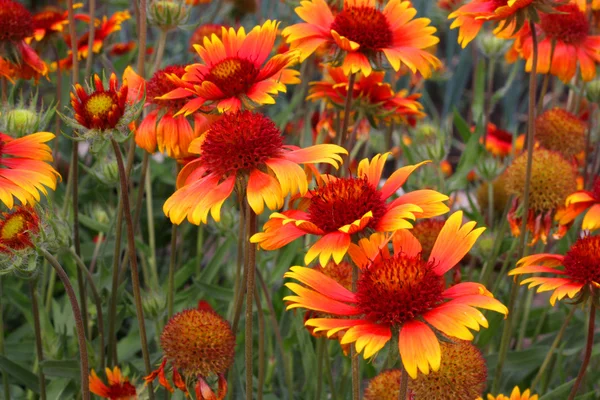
xmin=204 ymin=57 xmax=259 ymax=97
xmin=356 ymin=254 xmax=445 ymax=326
xmin=147 ymin=64 xmax=188 ymax=109
xmin=0 ymin=0 xmax=34 ymax=42
xmin=308 ymin=177 xmax=387 ymax=233
xmin=540 ymin=4 xmax=589 ymax=45
xmin=106 ymin=382 xmax=137 ymax=399
xmin=563 ymin=236 xmax=600 ymax=284
xmin=330 ymin=6 xmax=393 ymax=52
xmin=200 ymin=111 xmax=283 ymax=178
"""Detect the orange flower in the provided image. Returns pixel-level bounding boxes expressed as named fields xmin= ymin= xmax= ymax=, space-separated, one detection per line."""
xmin=160 ymin=21 xmax=299 ymax=114
xmin=283 ymin=212 xmax=507 ymax=378
xmin=449 ymin=0 xmax=559 ymax=48
xmin=480 ymin=123 xmax=523 ymax=158
xmin=576 ymin=0 xmax=600 ymax=10
xmin=479 ymin=387 xmax=538 ymax=400
xmin=510 ymin=235 xmax=600 ymax=305
xmin=555 ymin=177 xmax=600 ymax=232
xmin=0 ymin=132 xmax=60 ymax=208
xmin=282 ymin=0 xmax=441 ymax=77
xmin=89 ymin=367 xmax=137 ymax=400
xmin=510 ymin=3 xmax=600 ymax=82
xmin=29 ymin=4 xmax=86 ymax=42
xmin=0 ymin=0 xmax=48 ymax=82
xmin=129 ymin=65 xmax=211 ymax=160
xmin=145 ymin=301 xmax=234 ymax=398
xmin=189 ymin=23 xmax=227 ymax=52
xmin=163 ymin=111 xmax=347 ymax=225
xmin=59 ymin=11 xmax=130 ymax=69
xmin=0 ymin=206 xmax=41 ymax=254
xmin=251 ymin=153 xmax=449 ymax=267
xmin=307 ymin=66 xmax=425 ymax=125
xmin=438 ymin=0 xmax=464 ymax=12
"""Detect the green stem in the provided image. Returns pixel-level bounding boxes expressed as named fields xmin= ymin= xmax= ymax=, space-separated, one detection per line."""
xmin=30 ymin=280 xmax=47 ymax=400
xmin=398 ymin=368 xmax=408 ymax=400
xmin=324 ymin=342 xmax=337 ymax=400
xmin=167 ymin=223 xmax=178 ymax=318
xmin=107 ymin=187 xmax=124 ymax=366
xmin=482 ymin=57 xmax=496 ymax=147
xmin=516 ymin=285 xmax=535 ymax=350
xmin=195 ymin=225 xmax=204 ymax=277
xmin=256 ymin=270 xmax=294 ymax=399
xmin=254 ymin=288 xmax=265 ymax=400
xmin=567 ymin=304 xmax=596 ymax=400
xmin=151 ymin=30 xmax=168 ymax=74
xmin=110 ymin=139 xmax=155 ymax=399
xmin=44 ymin=268 xmax=56 ymax=314
xmin=144 ymin=157 xmax=159 ymax=288
xmin=68 ymin=248 xmax=106 ymax=370
xmin=231 ymin=204 xmax=245 ymax=323
xmin=536 ymin=40 xmax=555 ymax=115
xmin=315 ymin=338 xmax=324 ymax=400
xmin=492 ymin=20 xmax=539 ymax=392
xmin=245 ymin=204 xmax=257 ymax=400
xmin=531 ymin=306 xmax=576 ymax=390
xmin=40 ymin=248 xmax=90 ymax=400
xmin=0 ymin=279 xmax=9 ymax=400
xmin=84 ymin=0 xmax=96 ymax=76
xmin=487 ymin=179 xmax=494 ymax=229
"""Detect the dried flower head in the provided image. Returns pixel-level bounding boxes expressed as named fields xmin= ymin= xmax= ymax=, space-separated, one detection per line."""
xmin=535 ymin=108 xmax=586 ymax=160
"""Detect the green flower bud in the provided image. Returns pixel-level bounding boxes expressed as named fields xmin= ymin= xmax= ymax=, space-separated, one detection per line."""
xmin=476 ymin=32 xmax=510 ymax=59
xmin=148 ymin=0 xmax=188 ymax=31
xmin=586 ymin=80 xmax=600 ymax=104
xmin=7 ymin=109 xmax=39 ymax=134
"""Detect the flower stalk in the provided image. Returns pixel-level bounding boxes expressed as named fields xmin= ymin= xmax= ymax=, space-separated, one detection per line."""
xmin=245 ymin=204 xmax=258 ymax=400
xmin=567 ymin=304 xmax=596 ymax=400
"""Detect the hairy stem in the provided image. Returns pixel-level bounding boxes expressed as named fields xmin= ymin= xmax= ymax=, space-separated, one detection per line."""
xmin=40 ymin=249 xmax=90 ymax=400
xmin=30 ymin=280 xmax=47 ymax=400
xmin=167 ymin=223 xmax=178 ymax=318
xmin=111 ymin=139 xmax=155 ymax=399
xmin=567 ymin=304 xmax=596 ymax=400
xmin=245 ymin=205 xmax=257 ymax=400
xmin=398 ymin=368 xmax=408 ymax=400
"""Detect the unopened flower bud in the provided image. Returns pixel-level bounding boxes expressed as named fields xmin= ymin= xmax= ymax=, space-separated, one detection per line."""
xmin=148 ymin=0 xmax=188 ymax=31
xmin=477 ymin=32 xmax=510 ymax=59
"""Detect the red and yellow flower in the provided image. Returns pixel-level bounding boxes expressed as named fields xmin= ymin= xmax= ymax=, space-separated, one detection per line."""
xmin=163 ymin=111 xmax=347 ymax=225
xmin=480 ymin=123 xmax=523 ymax=158
xmin=145 ymin=301 xmax=234 ymax=398
xmin=0 ymin=206 xmax=41 ymax=254
xmin=510 ymin=235 xmax=600 ymax=305
xmin=283 ymin=212 xmax=507 ymax=378
xmin=160 ymin=21 xmax=299 ymax=114
xmin=508 ymin=3 xmax=600 ymax=82
xmin=0 ymin=0 xmax=48 ymax=82
xmin=130 ymin=65 xmax=211 ymax=160
xmin=251 ymin=153 xmax=449 ymax=267
xmin=59 ymin=11 xmax=130 ymax=70
xmin=0 ymin=132 xmax=60 ymax=209
xmin=89 ymin=367 xmax=137 ymax=400
xmin=555 ymin=177 xmax=600 ymax=232
xmin=307 ymin=66 xmax=425 ymax=126
xmin=282 ymin=0 xmax=441 ymax=77
xmin=479 ymin=387 xmax=538 ymax=400
xmin=29 ymin=4 xmax=86 ymax=43
xmin=449 ymin=0 xmax=541 ymax=47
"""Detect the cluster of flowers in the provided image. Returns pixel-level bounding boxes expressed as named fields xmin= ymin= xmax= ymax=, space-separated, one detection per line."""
xmin=1 ymin=0 xmax=599 ymax=399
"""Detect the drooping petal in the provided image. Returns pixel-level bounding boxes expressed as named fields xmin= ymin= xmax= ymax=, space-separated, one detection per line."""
xmin=340 ymin=322 xmax=393 ymax=359
xmin=398 ymin=320 xmax=441 ymax=379
xmin=304 ymin=231 xmax=351 ymax=266
xmin=284 ymin=283 xmax=361 ymax=315
xmin=247 ymin=169 xmax=284 ymax=215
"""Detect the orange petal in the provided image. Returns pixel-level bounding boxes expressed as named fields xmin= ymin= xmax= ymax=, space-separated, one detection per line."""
xmin=304 ymin=232 xmax=351 ymax=266
xmin=398 ymin=320 xmax=441 ymax=379
xmin=284 ymin=266 xmax=356 ymax=302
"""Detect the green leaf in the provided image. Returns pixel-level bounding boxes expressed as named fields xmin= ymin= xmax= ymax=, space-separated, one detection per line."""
xmin=539 ymin=379 xmax=575 ymax=400
xmin=0 ymin=355 xmax=40 ymax=393
xmin=40 ymin=360 xmax=81 ymax=379
xmin=453 ymin=110 xmax=471 ymax=142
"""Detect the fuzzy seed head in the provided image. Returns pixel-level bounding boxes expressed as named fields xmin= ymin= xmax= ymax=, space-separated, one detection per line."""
xmin=535 ymin=108 xmax=586 ymax=158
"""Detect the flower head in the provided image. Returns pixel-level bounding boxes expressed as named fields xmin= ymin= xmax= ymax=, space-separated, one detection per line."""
xmin=160 ymin=21 xmax=299 ymax=114
xmin=0 ymin=0 xmax=48 ymax=82
xmin=30 ymin=5 xmax=86 ymax=42
xmin=308 ymin=66 xmax=425 ymax=126
xmin=449 ymin=0 xmax=561 ymax=48
xmin=282 ymin=0 xmax=441 ymax=77
xmin=283 ymin=212 xmax=507 ymax=378
xmin=148 ymin=0 xmax=188 ymax=31
xmin=64 ymin=72 xmax=144 ymax=147
xmin=89 ymin=367 xmax=137 ymax=400
xmin=251 ymin=153 xmax=449 ymax=266
xmin=163 ymin=111 xmax=347 ymax=225
xmin=0 ymin=132 xmax=60 ymax=209
xmin=508 ymin=3 xmax=600 ymax=82
xmin=510 ymin=235 xmax=600 ymax=305
xmin=555 ymin=176 xmax=600 ymax=232
xmin=0 ymin=206 xmax=40 ymax=254
xmin=479 ymin=386 xmax=539 ymax=400
xmin=132 ymin=65 xmax=210 ymax=159
xmin=59 ymin=11 xmax=130 ymax=70
xmin=504 ymin=149 xmax=577 ymax=244
xmin=535 ymin=108 xmax=586 ymax=160
xmin=481 ymin=123 xmax=523 ymax=158
xmin=145 ymin=302 xmax=234 ymax=398
xmin=364 ymin=340 xmax=487 ymax=399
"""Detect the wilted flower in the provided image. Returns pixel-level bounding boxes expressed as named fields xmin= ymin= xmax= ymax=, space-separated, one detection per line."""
xmin=145 ymin=301 xmax=235 ymax=397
